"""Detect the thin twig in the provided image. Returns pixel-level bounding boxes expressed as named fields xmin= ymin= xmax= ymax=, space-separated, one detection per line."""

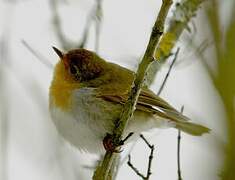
xmin=157 ymin=47 xmax=180 ymax=96
xmin=94 ymin=0 xmax=103 ymax=52
xmin=21 ymin=40 xmax=53 ymax=69
xmin=120 ymin=139 xmax=138 ymax=165
xmin=140 ymin=134 xmax=155 ymax=180
xmin=0 ymin=33 xmax=10 ymax=180
xmin=50 ymin=0 xmax=103 ymax=51
xmin=127 ymin=134 xmax=155 ymax=180
xmin=177 ymin=130 xmax=182 ymax=180
xmin=140 ymin=134 xmax=152 ymax=148
xmin=127 ymin=155 xmax=146 ymax=179
xmin=50 ymin=0 xmax=71 ymax=50
xmin=121 ymin=132 xmax=134 ymax=144
xmin=79 ymin=7 xmax=95 ymax=48
xmin=79 ymin=0 xmax=103 ymax=51
xmin=177 ymin=106 xmax=184 ymax=180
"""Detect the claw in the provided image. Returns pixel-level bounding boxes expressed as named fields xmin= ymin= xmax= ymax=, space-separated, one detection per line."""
xmin=103 ymin=133 xmax=120 ymax=153
xmin=102 ymin=132 xmax=134 ymax=153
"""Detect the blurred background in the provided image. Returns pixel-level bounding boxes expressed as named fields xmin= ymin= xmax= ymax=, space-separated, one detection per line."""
xmin=0 ymin=0 xmax=234 ymax=179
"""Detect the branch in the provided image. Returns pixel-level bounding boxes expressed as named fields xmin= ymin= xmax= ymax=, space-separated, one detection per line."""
xmin=50 ymin=0 xmax=103 ymax=51
xmin=21 ymin=40 xmax=53 ymax=69
xmin=94 ymin=0 xmax=103 ymax=52
xmin=127 ymin=134 xmax=155 ymax=180
xmin=79 ymin=0 xmax=103 ymax=51
xmin=177 ymin=106 xmax=184 ymax=180
xmin=127 ymin=155 xmax=146 ymax=179
xmin=0 ymin=31 xmax=10 ymax=180
xmin=146 ymin=0 xmax=208 ymax=86
xmin=93 ymin=0 xmax=173 ymax=179
xmin=177 ymin=130 xmax=182 ymax=180
xmin=157 ymin=47 xmax=180 ymax=96
xmin=141 ymin=134 xmax=155 ymax=180
xmin=50 ymin=0 xmax=72 ymax=50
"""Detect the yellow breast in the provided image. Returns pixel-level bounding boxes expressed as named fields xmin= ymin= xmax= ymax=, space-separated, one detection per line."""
xmin=49 ymin=61 xmax=80 ymax=111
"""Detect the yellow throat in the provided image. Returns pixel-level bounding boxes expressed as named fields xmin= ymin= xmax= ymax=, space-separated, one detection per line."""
xmin=50 ymin=61 xmax=80 ymax=111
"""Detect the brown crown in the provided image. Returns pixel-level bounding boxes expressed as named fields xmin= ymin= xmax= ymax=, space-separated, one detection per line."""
xmin=65 ymin=49 xmax=103 ymax=81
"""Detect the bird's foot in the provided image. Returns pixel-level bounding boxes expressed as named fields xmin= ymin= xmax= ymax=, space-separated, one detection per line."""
xmin=103 ymin=132 xmax=134 ymax=153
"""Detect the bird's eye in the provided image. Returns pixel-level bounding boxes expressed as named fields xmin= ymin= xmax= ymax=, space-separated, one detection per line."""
xmin=70 ymin=65 xmax=78 ymax=75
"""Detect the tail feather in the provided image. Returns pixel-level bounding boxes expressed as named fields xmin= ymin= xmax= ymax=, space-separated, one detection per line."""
xmin=136 ymin=102 xmax=210 ymax=136
xmin=175 ymin=121 xmax=210 ymax=136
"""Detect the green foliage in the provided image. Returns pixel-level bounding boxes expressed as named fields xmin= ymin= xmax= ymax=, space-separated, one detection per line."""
xmin=203 ymin=0 xmax=235 ymax=179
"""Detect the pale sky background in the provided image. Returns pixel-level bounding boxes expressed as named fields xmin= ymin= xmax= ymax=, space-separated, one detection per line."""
xmin=0 ymin=0 xmax=232 ymax=179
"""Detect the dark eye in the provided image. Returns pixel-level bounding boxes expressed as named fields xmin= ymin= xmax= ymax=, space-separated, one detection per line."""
xmin=70 ymin=65 xmax=77 ymax=74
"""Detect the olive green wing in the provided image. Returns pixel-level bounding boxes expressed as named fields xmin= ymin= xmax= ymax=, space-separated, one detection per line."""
xmin=97 ymin=88 xmax=210 ymax=136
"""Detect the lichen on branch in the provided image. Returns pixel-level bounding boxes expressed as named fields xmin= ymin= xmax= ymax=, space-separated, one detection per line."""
xmin=146 ymin=0 xmax=208 ymax=86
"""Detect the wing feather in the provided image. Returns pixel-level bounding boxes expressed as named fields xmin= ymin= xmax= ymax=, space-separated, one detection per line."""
xmin=97 ymin=88 xmax=189 ymax=122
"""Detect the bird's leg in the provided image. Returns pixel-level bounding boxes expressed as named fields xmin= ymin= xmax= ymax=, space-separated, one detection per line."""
xmin=103 ymin=132 xmax=134 ymax=153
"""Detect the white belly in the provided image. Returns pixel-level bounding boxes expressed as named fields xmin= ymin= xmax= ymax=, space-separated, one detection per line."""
xmin=50 ymin=88 xmax=171 ymax=154
xmin=50 ymin=105 xmax=107 ymax=153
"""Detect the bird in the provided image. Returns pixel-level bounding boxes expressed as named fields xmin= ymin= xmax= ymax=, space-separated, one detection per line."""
xmin=49 ymin=47 xmax=210 ymax=154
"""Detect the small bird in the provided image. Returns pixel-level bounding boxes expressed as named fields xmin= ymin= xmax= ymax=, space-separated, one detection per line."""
xmin=49 ymin=47 xmax=210 ymax=154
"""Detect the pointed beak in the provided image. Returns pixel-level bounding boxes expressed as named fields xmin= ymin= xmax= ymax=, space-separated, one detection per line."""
xmin=52 ymin=46 xmax=64 ymax=59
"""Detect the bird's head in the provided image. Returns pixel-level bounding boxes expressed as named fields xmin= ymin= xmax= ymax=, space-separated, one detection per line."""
xmin=52 ymin=47 xmax=104 ymax=83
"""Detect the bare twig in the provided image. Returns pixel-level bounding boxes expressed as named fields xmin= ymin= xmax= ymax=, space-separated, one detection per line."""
xmin=157 ymin=47 xmax=180 ymax=96
xmin=21 ymin=40 xmax=53 ymax=69
xmin=0 ymin=34 xmax=10 ymax=180
xmin=79 ymin=18 xmax=91 ymax=49
xmin=123 ymin=132 xmax=134 ymax=143
xmin=79 ymin=0 xmax=103 ymax=51
xmin=50 ymin=0 xmax=72 ymax=50
xmin=177 ymin=130 xmax=182 ymax=180
xmin=50 ymin=0 xmax=103 ymax=51
xmin=127 ymin=134 xmax=155 ymax=180
xmin=127 ymin=155 xmax=146 ymax=179
xmin=182 ymin=33 xmax=214 ymax=78
xmin=93 ymin=1 xmax=173 ymax=179
xmin=0 ymin=8 xmax=14 ymax=179
xmin=79 ymin=4 xmax=95 ymax=49
xmin=94 ymin=0 xmax=103 ymax=52
xmin=177 ymin=106 xmax=184 ymax=180
xmin=140 ymin=134 xmax=155 ymax=180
